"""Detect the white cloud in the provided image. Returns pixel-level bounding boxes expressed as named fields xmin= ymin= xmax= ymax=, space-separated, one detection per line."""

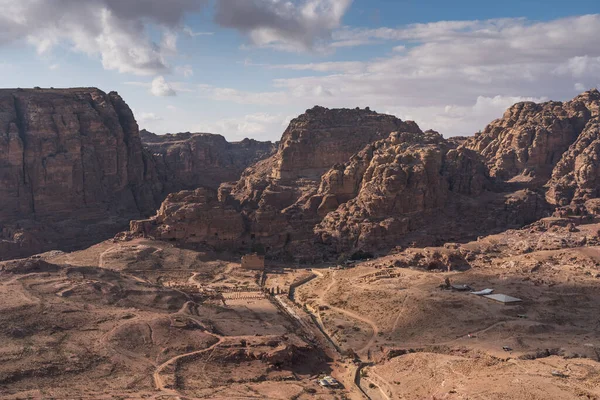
xmin=137 ymin=112 xmax=163 ymax=124
xmin=183 ymin=26 xmax=214 ymax=37
xmin=242 ymin=14 xmax=600 ymax=136
xmin=0 ymin=0 xmax=211 ymax=75
xmin=385 ymin=95 xmax=547 ymax=137
xmin=198 ymin=85 xmax=288 ymax=105
xmin=167 ymin=105 xmax=178 ymax=111
xmin=176 ymin=64 xmax=194 ymax=77
xmin=330 ymin=39 xmax=374 ymax=48
xmin=269 ymin=60 xmax=365 ymax=73
xmin=150 ymin=76 xmax=177 ymax=97
xmin=554 ymin=56 xmax=600 ymax=78
xmin=48 ymin=63 xmax=60 ymax=70
xmin=193 ymin=113 xmax=292 ymax=140
xmin=214 ymin=0 xmax=353 ymax=51
xmin=0 ymin=0 xmax=354 ymax=75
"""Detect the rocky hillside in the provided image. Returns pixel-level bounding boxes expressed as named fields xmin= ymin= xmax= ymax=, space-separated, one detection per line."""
xmin=313 ymin=130 xmax=488 ymax=252
xmin=133 ymin=106 xmax=543 ymax=260
xmin=0 ymin=88 xmax=163 ymax=259
xmin=465 ymin=89 xmax=600 ymax=207
xmin=466 ymin=90 xmax=600 ymax=190
xmin=0 ymin=88 xmax=275 ymax=260
xmin=131 ymin=107 xmax=423 ymax=257
xmin=7 ymin=88 xmax=600 ymax=261
xmin=134 ymin=92 xmax=600 ymax=261
xmin=140 ymin=130 xmax=276 ymax=191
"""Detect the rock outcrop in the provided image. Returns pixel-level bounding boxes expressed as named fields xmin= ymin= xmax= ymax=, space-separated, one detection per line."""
xmin=0 ymin=88 xmax=162 ymax=259
xmin=467 ymin=90 xmax=600 ymax=183
xmin=10 ymin=88 xmax=600 ymax=262
xmin=134 ymin=97 xmax=575 ymax=259
xmin=271 ymin=106 xmax=420 ymax=181
xmin=131 ymin=107 xmax=423 ymax=256
xmin=465 ymin=89 xmax=600 ymax=208
xmin=0 ymin=88 xmax=278 ymax=260
xmin=140 ymin=130 xmax=276 ymax=191
xmin=133 ymin=107 xmax=529 ymax=259
xmin=545 ymin=91 xmax=600 ymax=206
xmin=313 ymin=131 xmax=490 ymax=251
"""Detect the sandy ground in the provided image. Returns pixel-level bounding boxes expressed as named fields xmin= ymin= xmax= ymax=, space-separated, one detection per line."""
xmin=0 ymin=239 xmax=340 ymax=399
xmin=292 ymin=222 xmax=600 ymax=399
xmin=1 ymin=219 xmax=600 ymax=399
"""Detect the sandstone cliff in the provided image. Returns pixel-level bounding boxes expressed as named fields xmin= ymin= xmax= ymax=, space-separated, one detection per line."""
xmin=0 ymin=88 xmax=163 ymax=259
xmin=465 ymin=89 xmax=600 ymax=208
xmin=313 ymin=130 xmax=491 ymax=252
xmin=0 ymin=88 xmax=279 ymax=260
xmin=140 ymin=130 xmax=276 ymax=191
xmin=467 ymin=90 xmax=599 ymax=182
xmin=133 ymin=98 xmax=574 ymax=260
xmin=131 ymin=107 xmax=423 ymax=257
xmin=272 ymin=106 xmax=420 ymax=181
xmin=545 ymin=90 xmax=600 ymax=206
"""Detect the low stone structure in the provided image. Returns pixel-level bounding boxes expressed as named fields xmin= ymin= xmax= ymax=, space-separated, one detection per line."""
xmin=241 ymin=253 xmax=265 ymax=270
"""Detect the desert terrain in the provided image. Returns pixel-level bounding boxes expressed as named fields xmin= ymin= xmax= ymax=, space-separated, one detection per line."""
xmin=2 ymin=87 xmax=600 ymax=399
xmin=1 ymin=214 xmax=600 ymax=399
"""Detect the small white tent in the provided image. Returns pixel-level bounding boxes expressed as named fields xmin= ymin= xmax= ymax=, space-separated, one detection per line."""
xmin=483 ymin=294 xmax=522 ymax=304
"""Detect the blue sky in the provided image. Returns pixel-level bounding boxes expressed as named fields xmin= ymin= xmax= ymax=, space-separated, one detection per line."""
xmin=1 ymin=0 xmax=599 ymax=141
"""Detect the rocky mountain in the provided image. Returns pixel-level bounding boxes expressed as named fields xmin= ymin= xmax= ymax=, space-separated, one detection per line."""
xmin=0 ymin=88 xmax=275 ymax=260
xmin=140 ymin=129 xmax=276 ymax=192
xmin=0 ymin=88 xmax=162 ymax=259
xmin=133 ymin=106 xmax=546 ymax=260
xmin=6 ymin=87 xmax=600 ymax=262
xmin=131 ymin=106 xmax=423 ymax=258
xmin=133 ymin=92 xmax=600 ymax=261
xmin=313 ymin=130 xmax=489 ymax=252
xmin=466 ymin=90 xmax=600 ymax=184
xmin=465 ymin=89 xmax=600 ymax=208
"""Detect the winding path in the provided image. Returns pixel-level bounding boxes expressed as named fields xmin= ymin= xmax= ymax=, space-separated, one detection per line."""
xmin=314 ymin=270 xmax=380 ymax=356
xmin=152 ymin=336 xmax=224 ymax=393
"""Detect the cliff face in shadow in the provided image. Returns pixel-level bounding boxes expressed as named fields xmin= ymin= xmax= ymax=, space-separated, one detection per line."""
xmin=0 ymin=88 xmax=275 ymax=260
xmin=140 ymin=129 xmax=276 ymax=192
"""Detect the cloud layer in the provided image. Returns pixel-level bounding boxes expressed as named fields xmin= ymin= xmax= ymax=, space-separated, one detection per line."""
xmin=215 ymin=0 xmax=352 ymax=51
xmin=210 ymin=14 xmax=600 ymax=136
xmin=0 ymin=0 xmax=210 ymax=75
xmin=0 ymin=0 xmax=353 ymax=75
xmin=2 ymin=1 xmax=599 ymax=140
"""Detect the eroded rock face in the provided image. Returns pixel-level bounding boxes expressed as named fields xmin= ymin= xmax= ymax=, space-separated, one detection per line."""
xmin=0 ymin=88 xmax=162 ymax=259
xmin=314 ymin=131 xmax=490 ymax=252
xmin=131 ymin=188 xmax=245 ymax=249
xmin=466 ymin=91 xmax=599 ymax=181
xmin=133 ymin=97 xmax=567 ymax=259
xmin=546 ymin=119 xmax=600 ymax=206
xmin=140 ymin=130 xmax=276 ymax=191
xmin=0 ymin=89 xmax=277 ymax=260
xmin=272 ymin=106 xmax=420 ymax=181
xmin=132 ymin=107 xmax=421 ymax=256
xmin=0 ymin=88 xmax=159 ymax=220
xmin=132 ymin=108 xmax=507 ymax=259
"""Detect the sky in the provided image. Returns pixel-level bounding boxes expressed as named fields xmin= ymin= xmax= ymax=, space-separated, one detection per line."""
xmin=1 ymin=0 xmax=599 ymax=142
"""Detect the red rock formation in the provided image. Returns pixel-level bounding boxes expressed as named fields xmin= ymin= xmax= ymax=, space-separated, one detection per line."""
xmin=131 ymin=107 xmax=422 ymax=256
xmin=131 ymin=187 xmax=245 ymax=249
xmin=272 ymin=106 xmax=420 ymax=181
xmin=0 ymin=88 xmax=278 ymax=260
xmin=0 ymin=88 xmax=163 ymax=259
xmin=134 ymin=100 xmax=562 ymax=259
xmin=140 ymin=130 xmax=276 ymax=191
xmin=313 ymin=131 xmax=491 ymax=252
xmin=466 ymin=92 xmax=596 ymax=181
xmin=545 ymin=91 xmax=600 ymax=206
